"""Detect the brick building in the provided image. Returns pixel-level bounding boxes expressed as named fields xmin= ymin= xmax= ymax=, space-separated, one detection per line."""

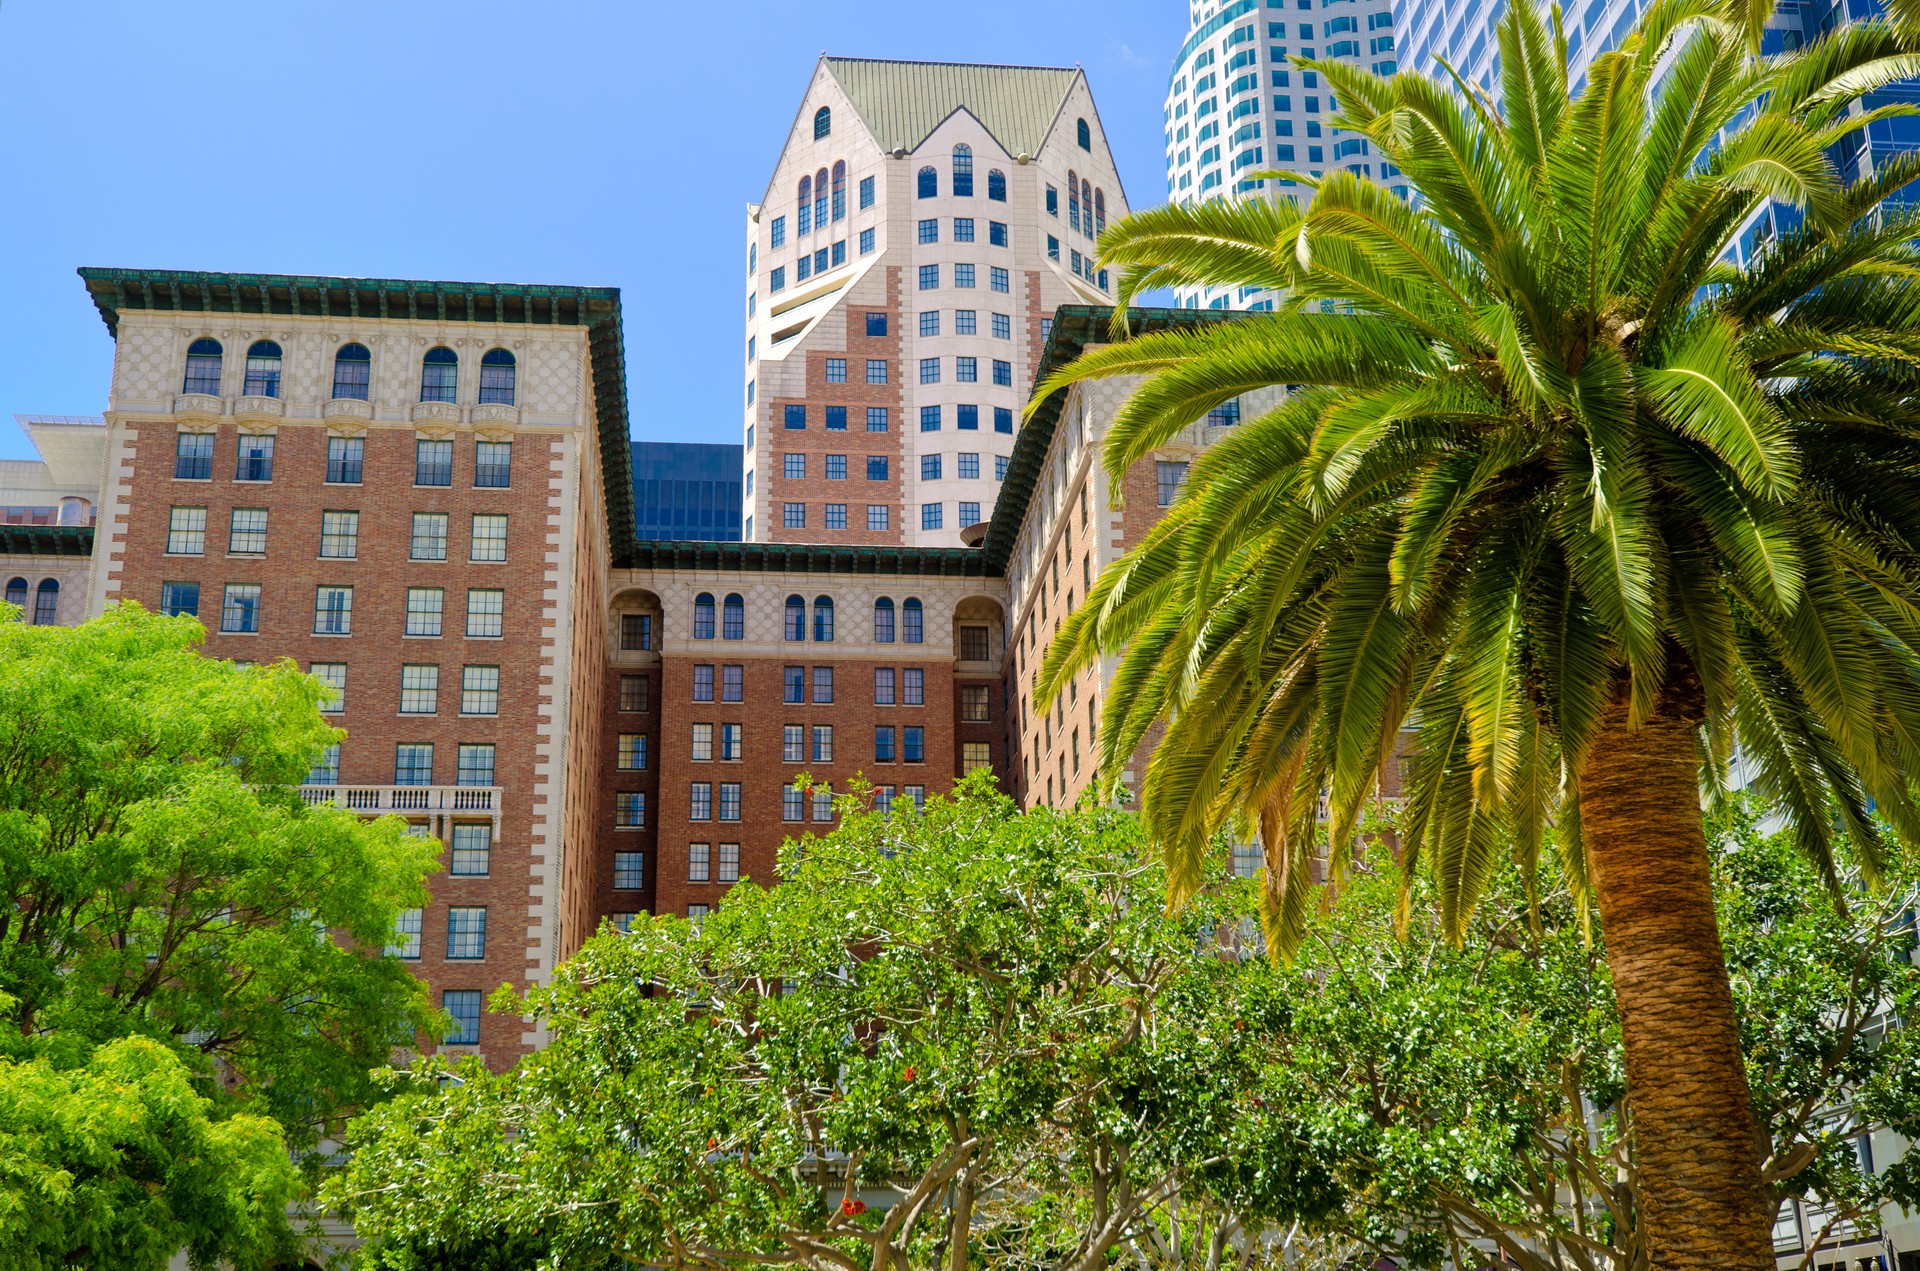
xmin=33 ymin=254 xmax=1258 ymax=1069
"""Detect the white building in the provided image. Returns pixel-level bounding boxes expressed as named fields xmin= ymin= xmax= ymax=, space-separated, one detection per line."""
xmin=0 ymin=414 xmax=106 ymax=625
xmin=743 ymin=56 xmax=1128 ymax=547
xmin=1164 ymin=0 xmax=1404 ymax=312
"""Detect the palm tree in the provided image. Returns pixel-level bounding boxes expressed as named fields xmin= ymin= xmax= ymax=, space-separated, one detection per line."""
xmin=1034 ymin=2 xmax=1920 ymax=1267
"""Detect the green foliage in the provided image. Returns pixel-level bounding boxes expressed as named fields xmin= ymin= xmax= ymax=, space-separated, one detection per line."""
xmin=1040 ymin=0 xmax=1920 ymax=953
xmin=0 ymin=1036 xmax=301 ymax=1271
xmin=0 ymin=604 xmax=443 ymax=1265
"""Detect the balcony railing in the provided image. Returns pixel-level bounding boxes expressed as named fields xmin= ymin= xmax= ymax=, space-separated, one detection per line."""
xmin=299 ymin=784 xmax=499 ymax=815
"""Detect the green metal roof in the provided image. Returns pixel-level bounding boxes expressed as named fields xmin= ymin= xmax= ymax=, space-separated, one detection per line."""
xmin=0 ymin=525 xmax=94 ymax=558
xmin=76 ymin=267 xmax=640 ymax=562
xmin=979 ymin=305 xmax=1245 ymax=574
xmin=823 ymin=57 xmax=1081 ymax=156
xmin=629 ymin=539 xmax=996 ymax=578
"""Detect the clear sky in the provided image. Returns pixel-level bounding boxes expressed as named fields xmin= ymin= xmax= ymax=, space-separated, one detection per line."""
xmin=0 ymin=0 xmax=1187 ymax=462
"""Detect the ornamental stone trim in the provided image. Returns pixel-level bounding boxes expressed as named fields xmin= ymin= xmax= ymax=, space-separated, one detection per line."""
xmin=171 ymin=393 xmax=222 ymax=423
xmin=471 ymin=403 xmax=521 ymax=427
xmin=322 ymin=398 xmax=375 ymax=422
xmin=233 ymin=395 xmax=285 ymax=422
xmin=411 ymin=401 xmax=461 ymax=424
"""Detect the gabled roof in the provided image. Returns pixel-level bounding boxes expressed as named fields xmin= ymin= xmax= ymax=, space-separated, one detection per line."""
xmin=823 ymin=57 xmax=1080 ymax=156
xmin=76 ymin=267 xmax=641 ymax=564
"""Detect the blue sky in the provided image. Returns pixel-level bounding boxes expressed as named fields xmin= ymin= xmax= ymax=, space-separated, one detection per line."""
xmin=0 ymin=0 xmax=1187 ymax=462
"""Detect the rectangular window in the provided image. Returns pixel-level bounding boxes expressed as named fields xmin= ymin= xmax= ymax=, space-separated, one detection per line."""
xmin=919 ymin=310 xmax=941 ymax=337
xmin=867 ymin=504 xmax=889 ymax=531
xmin=954 ymin=217 xmax=975 ymax=242
xmin=386 ymin=909 xmax=422 ymax=959
xmin=962 ymin=684 xmax=991 ymax=721
xmin=693 ymin=664 xmax=714 ymax=702
xmin=954 ymin=263 xmax=976 ymax=288
xmin=865 ymin=360 xmax=888 ymax=385
xmin=784 ymin=666 xmax=804 ymax=703
xmin=825 ymin=503 xmax=847 ymax=529
xmin=812 ymin=789 xmax=833 ymax=822
xmin=613 ymin=851 xmax=645 ymax=887
xmin=446 ymin=907 xmax=487 ymax=960
xmin=796 ymin=256 xmax=811 ymax=282
xmin=962 ymin=741 xmax=992 ymax=772
xmin=319 ymin=510 xmax=359 ymax=559
xmin=466 ymin=588 xmax=504 ymax=638
xmin=720 ymin=663 xmax=742 ymax=702
xmin=921 ymin=503 xmax=943 ymax=531
xmin=957 ymin=452 xmax=980 ymax=479
xmin=918 ymin=218 xmax=939 ymax=244
xmin=314 ymin=585 xmax=353 ymax=635
xmin=409 ymin=512 xmax=448 ymax=561
xmin=919 ymin=405 xmax=941 ymax=431
xmin=174 ymin=432 xmax=213 ymax=480
xmin=166 ymin=506 xmax=206 ymax=555
xmin=875 ymin=785 xmax=896 ymax=814
xmin=812 ymin=666 xmax=834 ymax=703
xmin=394 ymin=743 xmax=433 ymax=785
xmin=991 ymin=312 xmax=1011 ymax=339
xmin=405 ymin=587 xmax=443 ymax=637
xmin=311 ymin=662 xmax=346 ymax=713
xmin=823 ymin=453 xmax=847 ymax=481
xmin=960 ymin=624 xmax=990 ymax=661
xmin=617 ymin=733 xmax=648 ymax=770
xmin=992 ymin=360 xmax=1013 ymax=387
xmin=226 ymin=507 xmax=267 ymax=554
xmin=1046 ymin=185 xmax=1058 ymax=215
xmin=825 ymin=405 xmax=847 ymax=431
xmin=918 ymin=264 xmax=939 ymax=290
xmin=783 ymin=502 xmax=806 ymax=529
xmin=990 ymin=266 xmax=1009 ymax=292
xmin=449 ymin=824 xmax=492 ymax=876
xmin=875 ymin=726 xmax=896 ymax=762
xmin=783 ymin=724 xmax=804 ymax=763
xmin=470 ymin=515 xmax=507 ymax=562
xmin=859 ymin=228 xmax=875 ymax=254
xmin=1047 ymin=235 xmax=1060 ymax=261
xmin=957 ymin=404 xmax=979 ymax=430
xmin=783 ymin=452 xmax=806 ymax=480
xmin=160 ymin=581 xmax=200 ymax=618
xmin=1154 ymin=457 xmax=1193 ymax=506
xmin=234 ymin=434 xmax=274 ymax=482
xmin=399 ymin=664 xmax=440 ymax=714
xmin=922 ymin=454 xmax=942 ymax=481
xmin=825 ymin=357 xmax=847 ymax=383
xmin=989 ymin=220 xmax=1008 ymax=247
xmin=903 ymin=784 xmax=926 ymax=811
xmin=831 ymin=239 xmax=846 ymax=266
xmin=720 ymin=722 xmax=742 ymax=761
xmin=620 ymin=613 xmax=653 ymax=651
xmin=785 ymin=404 xmax=806 ymax=430
xmin=770 ymin=266 xmax=786 ymax=292
xmin=718 ymin=783 xmax=741 ymax=821
xmin=955 ymin=309 xmax=977 ymax=335
xmin=615 ymin=793 xmax=646 ymax=829
xmin=812 ymin=725 xmax=834 ymax=763
xmin=475 ymin=441 xmax=512 ymax=488
xmin=690 ymin=783 xmax=712 ymax=821
xmin=863 ymin=457 xmax=888 ymax=485
xmin=442 ymin=989 xmax=481 ymax=1043
xmin=995 ymin=454 xmax=1009 ymax=480
xmin=619 ymin=675 xmax=650 ymax=712
xmin=783 ymin=784 xmax=804 ymax=821
xmin=415 ymin=439 xmax=453 ymax=487
xmin=771 ymin=215 xmax=786 ymax=246
xmin=875 ymin=667 xmax=895 ymax=705
xmin=691 ymin=723 xmax=713 ymax=762
xmin=461 ymin=665 xmax=499 ymax=715
xmin=919 ymin=358 xmax=941 ymax=384
xmin=325 ymin=436 xmax=364 ymax=484
xmin=960 ymin=501 xmax=981 ymax=525
xmin=903 ymin=667 xmax=924 ymax=705
xmin=718 ymin=842 xmax=741 ymax=882
xmin=866 ymin=312 xmax=888 ymax=337
xmin=859 ymin=175 xmax=874 ymax=208
xmin=994 ymin=407 xmax=1014 ymax=434
xmin=219 ymin=584 xmax=260 ymax=633
xmin=904 ymin=726 xmax=925 ymax=763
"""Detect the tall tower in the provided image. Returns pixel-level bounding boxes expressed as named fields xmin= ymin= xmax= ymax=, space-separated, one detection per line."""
xmin=1164 ymin=0 xmax=1403 ymax=312
xmin=743 ymin=58 xmax=1128 ymax=548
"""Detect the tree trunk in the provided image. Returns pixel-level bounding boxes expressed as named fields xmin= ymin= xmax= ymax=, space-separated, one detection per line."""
xmin=1576 ymin=676 xmax=1773 ymax=1271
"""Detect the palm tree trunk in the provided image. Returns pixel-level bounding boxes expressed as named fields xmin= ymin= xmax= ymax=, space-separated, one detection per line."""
xmin=1577 ymin=678 xmax=1774 ymax=1271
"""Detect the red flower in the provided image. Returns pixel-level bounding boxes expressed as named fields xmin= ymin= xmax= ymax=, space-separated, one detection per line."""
xmin=706 ymin=1136 xmax=718 ymax=1150
xmin=841 ymin=1198 xmax=867 ymax=1217
xmin=902 ymin=1066 xmax=917 ymax=1082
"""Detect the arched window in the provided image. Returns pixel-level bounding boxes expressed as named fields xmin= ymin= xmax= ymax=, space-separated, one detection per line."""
xmin=1094 ymin=189 xmax=1107 ymax=237
xmin=952 ymin=144 xmax=973 ymax=197
xmin=813 ymin=168 xmax=828 ymax=231
xmin=479 ymin=349 xmax=516 ymax=405
xmin=182 ymin=338 xmax=222 ymax=394
xmin=814 ymin=106 xmax=831 ymax=140
xmin=918 ymin=166 xmax=938 ymax=199
xmin=722 ymin=593 xmax=744 ymax=640
xmin=420 ymin=347 xmax=458 ymax=403
xmin=813 ymin=596 xmax=835 ymax=643
xmin=33 ymin=579 xmax=58 ymax=626
xmin=1077 ymin=117 xmax=1092 ymax=150
xmin=831 ymin=161 xmax=847 ymax=222
xmin=798 ymin=174 xmax=813 ymax=236
xmin=987 ymin=169 xmax=1007 ymax=201
xmin=1068 ymin=170 xmax=1080 ymax=232
xmin=693 ymin=592 xmax=716 ymax=639
xmin=873 ymin=597 xmax=896 ymax=643
xmin=243 ymin=341 xmax=282 ymax=397
xmin=4 ymin=578 xmax=26 ymax=610
xmin=332 ymin=343 xmax=371 ymax=400
xmin=902 ymin=597 xmax=924 ymax=644
xmin=785 ymin=595 xmax=806 ymax=641
xmin=1081 ymin=180 xmax=1093 ymax=236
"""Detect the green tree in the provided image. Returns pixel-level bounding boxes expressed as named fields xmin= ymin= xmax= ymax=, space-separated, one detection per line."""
xmin=325 ymin=780 xmax=1320 ymax=1271
xmin=1037 ymin=2 xmax=1920 ymax=1265
xmin=0 ymin=604 xmax=441 ymax=1264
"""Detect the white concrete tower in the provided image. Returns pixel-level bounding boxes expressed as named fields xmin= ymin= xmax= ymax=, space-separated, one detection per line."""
xmin=743 ymin=57 xmax=1128 ymax=548
xmin=1164 ymin=0 xmax=1403 ymax=311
